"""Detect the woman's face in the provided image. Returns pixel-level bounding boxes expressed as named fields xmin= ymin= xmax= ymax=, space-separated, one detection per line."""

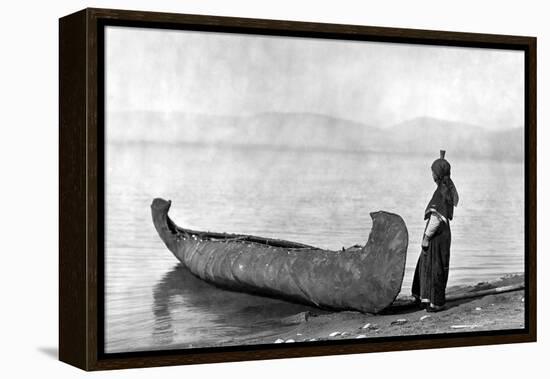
xmin=432 ymin=170 xmax=438 ymax=183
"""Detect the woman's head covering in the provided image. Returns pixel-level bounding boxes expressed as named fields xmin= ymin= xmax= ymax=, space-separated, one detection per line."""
xmin=425 ymin=150 xmax=459 ymax=221
xmin=431 ymin=151 xmax=451 ymax=180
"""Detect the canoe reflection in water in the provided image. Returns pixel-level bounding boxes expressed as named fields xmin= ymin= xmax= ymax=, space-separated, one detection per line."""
xmin=152 ymin=263 xmax=321 ymax=349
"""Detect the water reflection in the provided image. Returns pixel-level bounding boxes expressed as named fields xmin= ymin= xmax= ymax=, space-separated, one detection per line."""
xmin=152 ymin=264 xmax=319 ymax=348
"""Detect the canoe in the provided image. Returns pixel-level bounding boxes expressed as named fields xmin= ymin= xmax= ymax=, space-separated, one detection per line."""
xmin=151 ymin=198 xmax=409 ymax=313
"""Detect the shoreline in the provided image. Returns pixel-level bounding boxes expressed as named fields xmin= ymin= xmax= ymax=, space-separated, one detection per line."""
xmin=232 ymin=273 xmax=525 ymax=346
xmin=106 ymin=272 xmax=525 ymax=353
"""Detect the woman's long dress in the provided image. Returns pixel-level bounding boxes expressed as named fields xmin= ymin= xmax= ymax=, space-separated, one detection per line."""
xmin=412 ymin=213 xmax=452 ymax=306
xmin=413 ymin=156 xmax=458 ymax=306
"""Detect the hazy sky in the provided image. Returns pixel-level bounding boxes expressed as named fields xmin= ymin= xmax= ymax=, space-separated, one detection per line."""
xmin=106 ymin=26 xmax=524 ymax=129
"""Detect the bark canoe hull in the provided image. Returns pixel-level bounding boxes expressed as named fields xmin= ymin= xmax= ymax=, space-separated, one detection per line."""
xmin=151 ymin=198 xmax=408 ymax=313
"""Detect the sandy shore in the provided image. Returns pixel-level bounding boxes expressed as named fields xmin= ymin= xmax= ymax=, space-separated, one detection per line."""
xmin=240 ymin=274 xmax=525 ymax=345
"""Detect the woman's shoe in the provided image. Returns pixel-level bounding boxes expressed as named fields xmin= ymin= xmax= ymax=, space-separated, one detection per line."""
xmin=426 ymin=304 xmax=446 ymax=313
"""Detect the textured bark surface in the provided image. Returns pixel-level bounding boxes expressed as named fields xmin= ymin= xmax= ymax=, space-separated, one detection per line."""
xmin=152 ymin=198 xmax=408 ymax=313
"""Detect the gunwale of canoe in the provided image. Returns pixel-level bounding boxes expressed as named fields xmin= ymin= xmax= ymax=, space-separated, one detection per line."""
xmin=151 ymin=198 xmax=409 ymax=314
xmin=169 ymin=218 xmax=320 ymax=250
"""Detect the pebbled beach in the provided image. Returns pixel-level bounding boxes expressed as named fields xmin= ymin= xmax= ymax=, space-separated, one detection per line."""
xmin=237 ymin=274 xmax=525 ymax=346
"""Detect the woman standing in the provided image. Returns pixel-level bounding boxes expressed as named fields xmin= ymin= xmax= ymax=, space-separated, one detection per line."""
xmin=412 ymin=150 xmax=459 ymax=312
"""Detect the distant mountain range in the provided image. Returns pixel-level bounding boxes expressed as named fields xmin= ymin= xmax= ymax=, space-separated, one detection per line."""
xmin=107 ymin=111 xmax=524 ymax=161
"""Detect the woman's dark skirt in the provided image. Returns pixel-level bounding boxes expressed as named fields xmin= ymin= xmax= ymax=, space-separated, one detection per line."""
xmin=412 ymin=221 xmax=451 ymax=306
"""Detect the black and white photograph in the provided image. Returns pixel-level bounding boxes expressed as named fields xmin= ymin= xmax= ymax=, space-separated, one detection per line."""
xmin=103 ymin=25 xmax=526 ymax=354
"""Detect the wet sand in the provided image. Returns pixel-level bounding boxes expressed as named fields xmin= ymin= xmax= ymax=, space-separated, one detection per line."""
xmin=231 ymin=274 xmax=525 ymax=346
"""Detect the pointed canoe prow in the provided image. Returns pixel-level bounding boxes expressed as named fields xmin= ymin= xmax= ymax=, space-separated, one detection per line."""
xmin=151 ymin=197 xmax=409 ymax=313
xmin=151 ymin=198 xmax=179 ymax=253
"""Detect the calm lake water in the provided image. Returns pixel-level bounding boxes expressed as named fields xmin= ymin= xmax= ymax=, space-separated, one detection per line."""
xmin=105 ymin=142 xmax=524 ymax=353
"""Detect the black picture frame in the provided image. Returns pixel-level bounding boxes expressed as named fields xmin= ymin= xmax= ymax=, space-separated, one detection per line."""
xmin=59 ymin=7 xmax=537 ymax=371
